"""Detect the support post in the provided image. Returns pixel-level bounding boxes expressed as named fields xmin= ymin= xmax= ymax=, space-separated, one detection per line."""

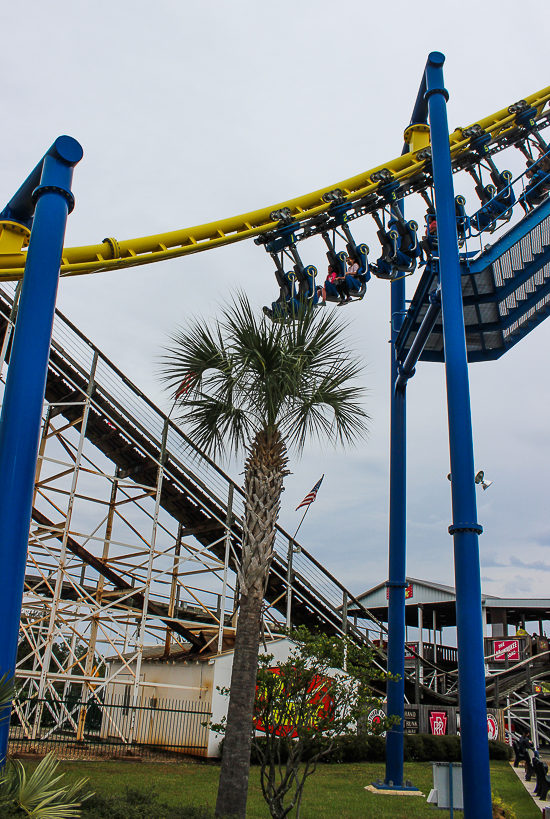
xmin=425 ymin=51 xmax=492 ymax=818
xmin=384 ymin=250 xmax=408 ymax=789
xmin=218 ymin=485 xmax=234 ymax=654
xmin=286 ymin=538 xmax=294 ymax=631
xmin=0 ymin=137 xmax=83 ymax=761
xmin=342 ymin=592 xmax=348 ymax=672
xmin=418 ymin=604 xmax=424 ymax=697
xmin=0 ymin=282 xmax=22 ymax=380
xmin=33 ymin=352 xmax=97 ymax=740
xmin=76 ymin=470 xmax=119 ymax=741
xmin=127 ymin=419 xmax=169 ymax=746
xmin=529 ymin=694 xmax=538 ymax=752
xmin=166 ymin=522 xmax=184 ymax=656
xmin=33 ymin=406 xmax=52 ymax=506
xmin=414 ymin=656 xmax=420 ymax=705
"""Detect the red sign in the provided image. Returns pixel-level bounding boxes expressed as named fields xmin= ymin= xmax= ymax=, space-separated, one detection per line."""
xmin=367 ymin=708 xmax=387 ymax=737
xmin=429 ymin=711 xmax=448 ymax=736
xmin=386 ymin=583 xmax=413 ymax=600
xmin=494 ymin=639 xmax=520 ymax=662
xmin=254 ymin=668 xmax=333 ymax=738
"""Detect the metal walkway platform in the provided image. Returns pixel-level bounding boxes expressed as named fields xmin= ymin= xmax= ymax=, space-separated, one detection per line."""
xmin=396 ymin=197 xmax=550 ymax=364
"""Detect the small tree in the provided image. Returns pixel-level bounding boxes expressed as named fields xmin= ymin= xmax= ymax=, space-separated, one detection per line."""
xmin=214 ymin=628 xmax=394 ymax=819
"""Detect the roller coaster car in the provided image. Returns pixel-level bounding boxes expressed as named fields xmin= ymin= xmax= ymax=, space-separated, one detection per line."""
xmin=295 ymin=263 xmax=319 ymax=304
xmin=322 ymin=244 xmax=370 ymax=305
xmin=345 ymin=243 xmax=370 ymax=297
xmin=520 ymin=164 xmax=550 ymax=212
xmin=471 ymin=172 xmax=516 ymax=233
xmin=455 ymin=195 xmax=468 ymax=241
xmin=373 ymin=219 xmax=419 ymax=280
xmin=263 ymin=263 xmax=319 ymax=322
xmin=263 ymin=267 xmax=299 ymax=322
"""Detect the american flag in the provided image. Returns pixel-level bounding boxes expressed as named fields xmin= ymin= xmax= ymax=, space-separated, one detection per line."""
xmin=175 ymin=372 xmax=195 ymax=399
xmin=295 ymin=475 xmax=324 ymax=511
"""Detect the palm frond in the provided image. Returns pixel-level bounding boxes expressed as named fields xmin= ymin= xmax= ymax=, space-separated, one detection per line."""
xmin=161 ymin=292 xmax=368 ymax=459
xmin=0 ymin=753 xmax=92 ymax=818
xmin=0 ymin=675 xmax=14 ymax=713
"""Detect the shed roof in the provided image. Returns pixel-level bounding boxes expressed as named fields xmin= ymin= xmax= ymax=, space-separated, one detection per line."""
xmin=349 ymin=577 xmax=550 ymax=629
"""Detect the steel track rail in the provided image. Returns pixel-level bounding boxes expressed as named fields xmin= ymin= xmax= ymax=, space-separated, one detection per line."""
xmin=0 ymin=86 xmax=549 ymax=281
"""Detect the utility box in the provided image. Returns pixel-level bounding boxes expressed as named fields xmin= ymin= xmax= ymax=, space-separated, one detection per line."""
xmin=427 ymin=762 xmax=463 ymax=811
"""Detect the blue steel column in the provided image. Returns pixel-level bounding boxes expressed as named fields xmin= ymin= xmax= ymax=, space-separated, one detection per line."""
xmin=385 ymin=273 xmax=407 ymax=786
xmin=0 ymin=137 xmax=83 ymax=760
xmin=425 ymin=52 xmax=492 ymax=818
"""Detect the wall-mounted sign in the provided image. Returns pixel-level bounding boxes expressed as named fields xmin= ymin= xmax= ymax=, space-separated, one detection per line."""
xmin=403 ymin=707 xmax=419 ymax=734
xmin=493 ymin=639 xmax=520 ymax=662
xmin=429 ymin=711 xmax=448 ymax=736
xmin=487 ymin=714 xmax=498 ymax=741
xmin=366 ymin=708 xmax=387 ymax=737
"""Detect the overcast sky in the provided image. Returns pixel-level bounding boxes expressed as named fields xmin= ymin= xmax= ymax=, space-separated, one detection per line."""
xmin=3 ymin=0 xmax=550 ymax=606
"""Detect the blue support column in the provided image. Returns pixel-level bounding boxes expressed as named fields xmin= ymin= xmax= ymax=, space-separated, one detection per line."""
xmin=384 ymin=274 xmax=407 ymax=787
xmin=425 ymin=52 xmax=492 ymax=818
xmin=0 ymin=136 xmax=83 ymax=761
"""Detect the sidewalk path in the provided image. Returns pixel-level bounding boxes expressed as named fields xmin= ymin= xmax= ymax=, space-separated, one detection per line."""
xmin=509 ymin=761 xmax=543 ymax=813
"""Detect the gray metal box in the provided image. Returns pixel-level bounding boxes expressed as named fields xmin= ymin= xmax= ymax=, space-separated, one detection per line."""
xmin=427 ymin=762 xmax=464 ymax=810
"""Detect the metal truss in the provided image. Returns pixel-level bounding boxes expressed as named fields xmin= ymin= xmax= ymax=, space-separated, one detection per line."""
xmin=0 ymin=283 xmax=390 ymax=745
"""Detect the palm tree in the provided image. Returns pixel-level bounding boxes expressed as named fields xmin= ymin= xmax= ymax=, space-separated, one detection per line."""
xmin=161 ymin=295 xmax=368 ymax=819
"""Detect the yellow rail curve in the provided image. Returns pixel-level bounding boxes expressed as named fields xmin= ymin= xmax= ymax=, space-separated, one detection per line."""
xmin=0 ymin=85 xmax=549 ymax=282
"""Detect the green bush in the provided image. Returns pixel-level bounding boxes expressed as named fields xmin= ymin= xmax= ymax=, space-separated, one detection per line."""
xmin=488 ymin=739 xmax=513 ymax=760
xmin=404 ymin=734 xmax=462 ymax=762
xmin=82 ymin=787 xmax=216 ymax=819
xmin=246 ymin=733 xmax=511 ymax=765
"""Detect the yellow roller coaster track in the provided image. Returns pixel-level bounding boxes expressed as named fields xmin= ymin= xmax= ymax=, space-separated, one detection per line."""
xmin=0 ymin=86 xmax=549 ymax=282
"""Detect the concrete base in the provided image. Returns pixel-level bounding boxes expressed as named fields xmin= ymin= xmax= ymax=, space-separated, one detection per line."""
xmin=366 ymin=783 xmax=424 ymax=796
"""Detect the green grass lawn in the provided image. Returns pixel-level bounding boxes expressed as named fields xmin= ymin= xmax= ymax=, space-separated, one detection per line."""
xmin=35 ymin=758 xmax=540 ymax=818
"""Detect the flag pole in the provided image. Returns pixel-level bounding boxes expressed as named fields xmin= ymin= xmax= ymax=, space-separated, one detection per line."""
xmin=293 ymin=506 xmax=310 ymax=543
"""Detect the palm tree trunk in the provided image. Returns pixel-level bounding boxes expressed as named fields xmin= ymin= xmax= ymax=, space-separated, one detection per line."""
xmin=215 ymin=428 xmax=287 ymax=819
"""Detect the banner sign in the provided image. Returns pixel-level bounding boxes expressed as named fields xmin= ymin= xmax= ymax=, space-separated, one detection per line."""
xmin=493 ymin=639 xmax=520 ymax=662
xmin=254 ymin=668 xmax=333 ymax=738
xmin=386 ymin=583 xmax=413 ymax=600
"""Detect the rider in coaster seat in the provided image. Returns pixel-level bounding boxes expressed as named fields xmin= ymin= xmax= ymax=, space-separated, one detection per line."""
xmin=471 ymin=172 xmax=516 ymax=231
xmin=520 ymin=154 xmax=550 ymax=212
xmin=325 ymin=264 xmax=348 ymax=302
xmin=374 ymin=218 xmax=419 ymax=280
xmin=295 ymin=264 xmax=319 ymax=307
xmin=419 ymin=212 xmax=437 ymax=261
xmin=344 ymin=256 xmax=363 ymax=299
xmin=263 ymin=268 xmax=299 ymax=321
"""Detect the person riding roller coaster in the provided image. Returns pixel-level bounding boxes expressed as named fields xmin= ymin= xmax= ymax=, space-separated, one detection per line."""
xmin=520 ymin=150 xmax=550 ymax=213
xmin=372 ymin=218 xmax=420 ymax=280
xmin=325 ymin=264 xmax=348 ymax=302
xmin=263 ymin=268 xmax=300 ymax=322
xmin=342 ymin=256 xmax=363 ymax=301
xmin=470 ymin=171 xmax=516 ymax=232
